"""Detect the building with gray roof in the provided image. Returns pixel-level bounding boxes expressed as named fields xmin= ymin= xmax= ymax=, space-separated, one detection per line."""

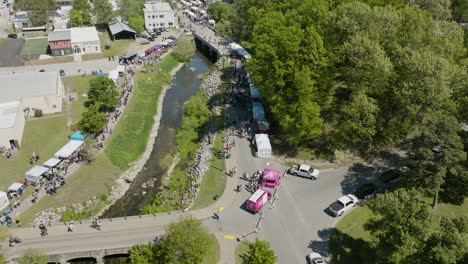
xmin=108 ymin=21 xmax=136 ymax=40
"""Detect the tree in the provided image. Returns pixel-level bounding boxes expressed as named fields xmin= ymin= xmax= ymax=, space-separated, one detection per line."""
xmin=72 ymin=0 xmax=92 ymax=25
xmin=13 ymin=0 xmax=55 ymax=26
xmin=172 ymin=35 xmax=195 ymax=62
xmin=78 ymin=137 xmax=98 ymax=162
xmin=404 ymin=0 xmax=452 ymax=20
xmin=128 ymin=15 xmax=145 ymax=33
xmin=452 ymin=0 xmax=468 ymax=22
xmin=94 ymin=0 xmax=115 ymax=25
xmin=69 ymin=9 xmax=84 ymax=27
xmin=240 ymin=238 xmax=277 ymax=264
xmin=79 ymin=104 xmax=107 ymax=134
xmin=153 ymin=216 xmax=212 ymax=264
xmin=87 ymin=76 xmax=119 ymax=111
xmin=365 ymin=189 xmax=437 ymax=264
xmin=19 ymin=248 xmax=49 ymax=264
xmin=119 ymin=0 xmax=145 ymax=21
xmin=207 ymin=2 xmax=231 ymax=22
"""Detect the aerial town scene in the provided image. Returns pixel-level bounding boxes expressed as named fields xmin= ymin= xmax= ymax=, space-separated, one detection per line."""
xmin=0 ymin=0 xmax=466 ymax=263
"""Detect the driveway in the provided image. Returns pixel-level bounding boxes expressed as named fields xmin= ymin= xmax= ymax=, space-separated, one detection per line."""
xmin=0 ymin=38 xmax=25 ymax=66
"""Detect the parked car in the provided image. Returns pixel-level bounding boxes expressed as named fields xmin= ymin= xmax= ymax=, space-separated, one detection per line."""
xmin=167 ymin=35 xmax=176 ymax=40
xmin=59 ymin=69 xmax=65 ymax=76
xmin=288 ymin=164 xmax=320 ymax=180
xmin=327 ymin=194 xmax=358 ymax=217
xmin=38 ymin=69 xmax=45 ymax=72
xmin=7 ymin=33 xmax=17 ymax=39
xmin=356 ymin=183 xmax=377 ymax=199
xmin=380 ymin=169 xmax=401 ymax=183
xmin=147 ymin=36 xmax=155 ymax=42
xmin=307 ymin=252 xmax=325 ymax=264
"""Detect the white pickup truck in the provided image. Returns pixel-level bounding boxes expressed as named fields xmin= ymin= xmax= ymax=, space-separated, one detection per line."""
xmin=288 ymin=164 xmax=320 ymax=180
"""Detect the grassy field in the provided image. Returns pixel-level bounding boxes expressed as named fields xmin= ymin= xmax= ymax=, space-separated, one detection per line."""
xmin=0 ymin=116 xmax=70 ymax=191
xmin=20 ymin=153 xmax=122 ymax=225
xmin=203 ymin=234 xmax=220 ymax=264
xmin=192 ymin=132 xmax=226 ymax=210
xmin=62 ymin=75 xmax=94 ymax=122
xmin=105 ymin=55 xmax=179 ymax=168
xmin=235 ymin=240 xmax=250 ymax=264
xmin=99 ymin=32 xmax=133 ymax=57
xmin=329 ymin=199 xmax=468 ymax=264
xmin=20 ymin=38 xmax=49 ymax=56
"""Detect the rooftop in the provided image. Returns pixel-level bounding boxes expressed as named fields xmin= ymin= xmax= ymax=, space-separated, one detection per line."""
xmin=0 ymin=101 xmax=20 ymax=129
xmin=0 ymin=71 xmax=59 ymax=104
xmin=109 ymin=21 xmax=136 ymax=35
xmin=144 ymin=2 xmax=173 ymax=12
xmin=48 ymin=30 xmax=71 ymax=41
xmin=70 ymin=27 xmax=99 ymax=43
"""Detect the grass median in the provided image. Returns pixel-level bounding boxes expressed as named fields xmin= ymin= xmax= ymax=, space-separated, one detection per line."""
xmin=105 ymin=55 xmax=180 ymax=168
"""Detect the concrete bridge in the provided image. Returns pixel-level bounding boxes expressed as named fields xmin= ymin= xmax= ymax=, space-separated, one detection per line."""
xmin=12 ymin=247 xmax=130 ymax=264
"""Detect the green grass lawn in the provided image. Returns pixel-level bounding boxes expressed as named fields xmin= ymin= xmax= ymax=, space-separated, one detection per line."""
xmin=329 ymin=199 xmax=468 ymax=264
xmin=20 ymin=153 xmax=122 ymax=225
xmin=192 ymin=132 xmax=226 ymax=210
xmin=20 ymin=38 xmax=49 ymax=56
xmin=99 ymin=32 xmax=134 ymax=57
xmin=62 ymin=75 xmax=94 ymax=123
xmin=203 ymin=234 xmax=220 ymax=264
xmin=105 ymin=55 xmax=179 ymax=169
xmin=0 ymin=116 xmax=70 ymax=191
xmin=235 ymin=240 xmax=250 ymax=264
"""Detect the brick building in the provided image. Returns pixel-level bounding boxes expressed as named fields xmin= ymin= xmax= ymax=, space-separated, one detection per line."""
xmin=48 ymin=30 xmax=73 ymax=56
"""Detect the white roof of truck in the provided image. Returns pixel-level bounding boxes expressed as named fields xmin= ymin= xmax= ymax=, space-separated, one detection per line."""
xmin=248 ymin=189 xmax=266 ymax=202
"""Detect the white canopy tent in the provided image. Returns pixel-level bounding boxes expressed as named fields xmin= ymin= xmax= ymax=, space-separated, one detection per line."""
xmin=249 ymin=83 xmax=261 ymax=100
xmin=108 ymin=70 xmax=119 ymax=83
xmin=7 ymin=183 xmax=24 ymax=193
xmin=55 ymin=140 xmax=83 ymax=159
xmin=43 ymin=157 xmax=61 ymax=168
xmin=255 ymin=134 xmax=272 ymax=158
xmin=187 ymin=11 xmax=195 ymax=17
xmin=252 ymin=102 xmax=265 ymax=121
xmin=25 ymin=165 xmax=49 ymax=184
xmin=0 ymin=191 xmax=9 ymax=211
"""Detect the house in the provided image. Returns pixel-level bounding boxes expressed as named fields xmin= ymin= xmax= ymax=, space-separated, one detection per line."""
xmin=13 ymin=11 xmax=32 ymax=31
xmin=144 ymin=1 xmax=178 ymax=30
xmin=0 ymin=72 xmax=64 ymax=148
xmin=70 ymin=27 xmax=101 ymax=54
xmin=48 ymin=30 xmax=72 ymax=56
xmin=108 ymin=21 xmax=136 ymax=40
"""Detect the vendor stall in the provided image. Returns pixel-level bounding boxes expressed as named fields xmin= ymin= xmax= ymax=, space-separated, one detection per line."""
xmin=7 ymin=183 xmax=24 ymax=195
xmin=108 ymin=70 xmax=119 ymax=83
xmin=249 ymin=83 xmax=261 ymax=101
xmin=25 ymin=165 xmax=48 ymax=184
xmin=0 ymin=191 xmax=9 ymax=211
xmin=116 ymin=65 xmax=126 ymax=75
xmin=55 ymin=140 xmax=84 ymax=159
xmin=252 ymin=102 xmax=265 ymax=121
xmin=262 ymin=168 xmax=280 ymax=188
xmin=43 ymin=157 xmax=61 ymax=168
xmin=255 ymin=134 xmax=272 ymax=158
xmin=70 ymin=130 xmax=84 ymax=141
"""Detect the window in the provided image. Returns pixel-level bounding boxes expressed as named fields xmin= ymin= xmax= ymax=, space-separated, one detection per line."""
xmin=53 ymin=41 xmax=58 ymax=45
xmin=168 ymin=22 xmax=173 ymax=26
xmin=95 ymin=46 xmax=98 ymax=51
xmin=83 ymin=47 xmax=86 ymax=52
xmin=161 ymin=23 xmax=165 ymax=27
xmin=52 ymin=105 xmax=56 ymax=108
xmin=148 ymin=15 xmax=151 ymax=18
xmin=159 ymin=15 xmax=164 ymax=18
xmin=64 ymin=40 xmax=68 ymax=44
xmin=152 ymin=15 xmax=155 ymax=19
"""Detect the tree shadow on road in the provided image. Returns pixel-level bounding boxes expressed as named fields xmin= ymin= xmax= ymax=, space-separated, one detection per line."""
xmin=340 ymin=151 xmax=404 ymax=195
xmin=307 ymin=228 xmax=334 ymax=257
xmin=325 ymin=228 xmax=375 ymax=264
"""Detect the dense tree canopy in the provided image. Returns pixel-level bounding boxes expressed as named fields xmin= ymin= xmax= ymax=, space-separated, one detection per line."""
xmin=87 ymin=76 xmax=119 ymax=111
xmin=240 ymin=238 xmax=277 ymax=264
xmin=13 ymin=0 xmax=55 ymax=26
xmin=94 ymin=0 xmax=115 ymax=25
xmin=71 ymin=0 xmax=92 ymax=25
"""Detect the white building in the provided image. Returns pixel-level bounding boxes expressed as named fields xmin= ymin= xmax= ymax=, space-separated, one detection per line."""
xmin=144 ymin=1 xmax=178 ymax=30
xmin=70 ymin=27 xmax=101 ymax=55
xmin=0 ymin=72 xmax=64 ymax=148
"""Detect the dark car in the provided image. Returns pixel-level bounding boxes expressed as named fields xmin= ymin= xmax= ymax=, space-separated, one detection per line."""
xmin=7 ymin=33 xmax=17 ymax=39
xmin=167 ymin=36 xmax=176 ymax=40
xmin=356 ymin=183 xmax=377 ymax=199
xmin=156 ymin=31 xmax=162 ymax=35
xmin=38 ymin=69 xmax=45 ymax=72
xmin=380 ymin=169 xmax=401 ymax=183
xmin=147 ymin=37 xmax=155 ymax=41
xmin=59 ymin=69 xmax=65 ymax=76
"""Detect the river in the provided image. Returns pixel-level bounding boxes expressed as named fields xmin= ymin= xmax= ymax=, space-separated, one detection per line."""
xmin=102 ymin=52 xmax=212 ymax=217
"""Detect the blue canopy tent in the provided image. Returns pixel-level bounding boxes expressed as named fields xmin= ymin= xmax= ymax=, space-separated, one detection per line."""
xmin=151 ymin=45 xmax=163 ymax=50
xmin=96 ymin=72 xmax=105 ymax=76
xmin=70 ymin=130 xmax=84 ymax=141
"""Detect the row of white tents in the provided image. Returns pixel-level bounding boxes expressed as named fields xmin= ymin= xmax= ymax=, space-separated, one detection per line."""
xmin=1 ymin=139 xmax=84 ymax=211
xmin=108 ymin=65 xmax=126 ymax=84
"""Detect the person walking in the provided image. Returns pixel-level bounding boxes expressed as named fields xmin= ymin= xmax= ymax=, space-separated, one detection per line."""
xmin=67 ymin=221 xmax=74 ymax=232
xmin=39 ymin=222 xmax=48 ymax=236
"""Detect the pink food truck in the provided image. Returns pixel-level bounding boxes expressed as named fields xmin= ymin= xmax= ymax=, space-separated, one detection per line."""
xmin=261 ymin=168 xmax=280 ymax=189
xmin=246 ymin=188 xmax=271 ymax=213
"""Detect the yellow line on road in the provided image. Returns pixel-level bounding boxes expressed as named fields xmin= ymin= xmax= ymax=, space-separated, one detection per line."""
xmin=224 ymin=235 xmax=235 ymax=240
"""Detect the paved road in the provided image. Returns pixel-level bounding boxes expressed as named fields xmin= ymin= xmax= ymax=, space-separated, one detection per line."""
xmin=0 ymin=5 xmax=11 ymax=39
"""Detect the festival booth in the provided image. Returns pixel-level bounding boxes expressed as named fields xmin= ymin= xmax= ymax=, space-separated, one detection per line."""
xmin=187 ymin=11 xmax=195 ymax=17
xmin=25 ymin=165 xmax=49 ymax=184
xmin=70 ymin=130 xmax=84 ymax=141
xmin=116 ymin=65 xmax=126 ymax=76
xmin=0 ymin=191 xmax=9 ymax=211
xmin=108 ymin=70 xmax=119 ymax=83
xmin=121 ymin=52 xmax=137 ymax=63
xmin=249 ymin=83 xmax=261 ymax=101
xmin=256 ymin=120 xmax=270 ymax=134
xmin=7 ymin=183 xmax=24 ymax=195
xmin=252 ymin=102 xmax=265 ymax=121
xmin=262 ymin=168 xmax=280 ymax=189
xmin=229 ymin=43 xmax=251 ymax=60
xmin=193 ymin=16 xmax=203 ymax=22
xmin=191 ymin=6 xmax=199 ymax=12
xmin=246 ymin=188 xmax=271 ymax=213
xmin=55 ymin=140 xmax=84 ymax=159
xmin=151 ymin=44 xmax=163 ymax=51
xmin=255 ymin=134 xmax=272 ymax=158
xmin=43 ymin=157 xmax=62 ymax=168
xmin=96 ymin=72 xmax=105 ymax=76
